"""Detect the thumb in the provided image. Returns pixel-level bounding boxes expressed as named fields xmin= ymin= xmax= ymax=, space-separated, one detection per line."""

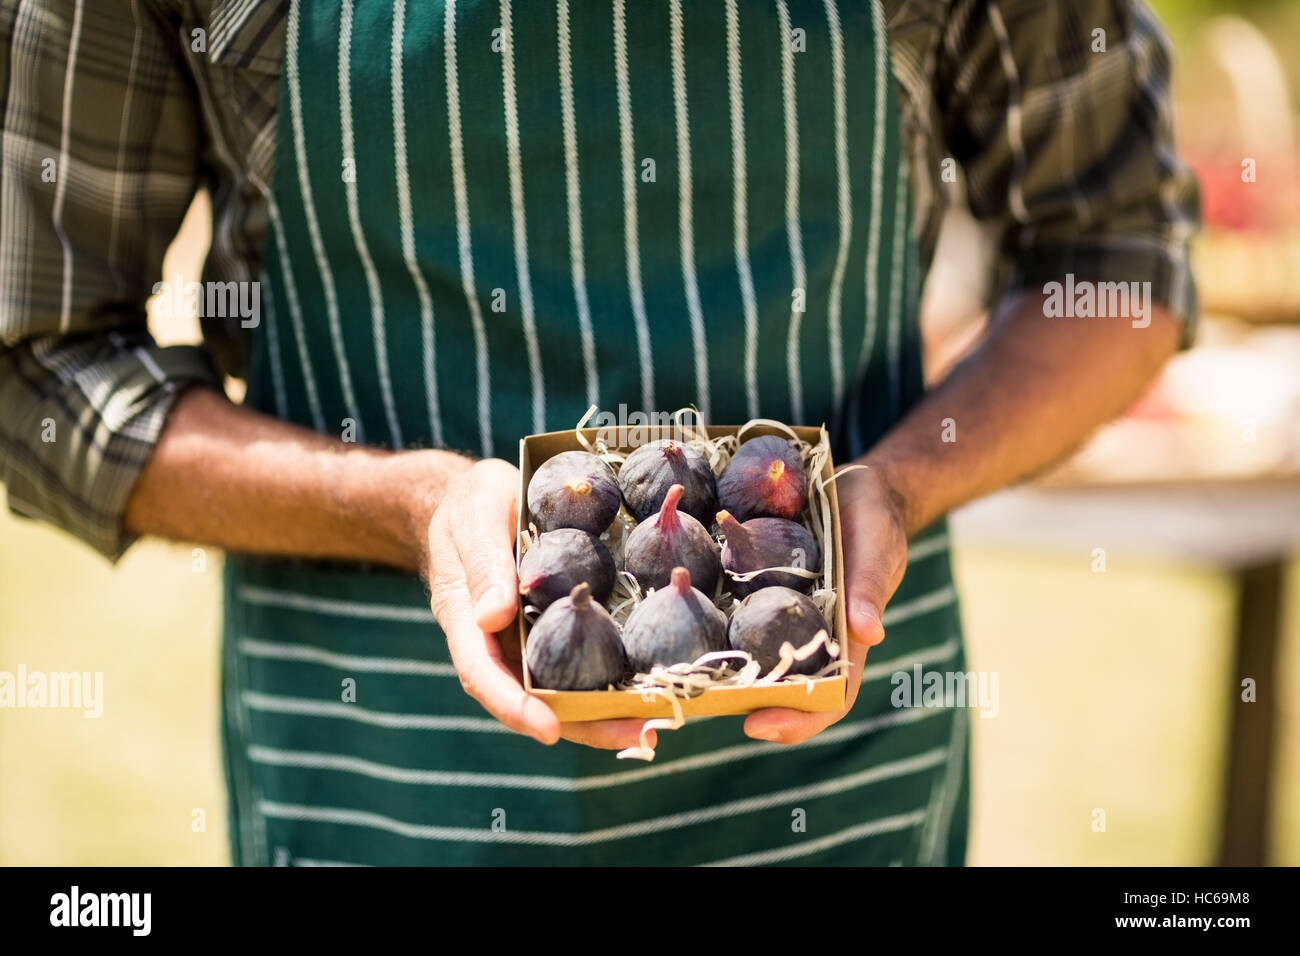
xmin=450 ymin=461 xmax=522 ymax=633
xmin=839 ymin=492 xmax=905 ymax=647
xmin=847 ymin=592 xmax=886 ymax=647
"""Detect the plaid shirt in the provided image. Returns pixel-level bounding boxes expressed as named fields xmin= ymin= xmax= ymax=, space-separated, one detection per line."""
xmin=0 ymin=0 xmax=1200 ymax=559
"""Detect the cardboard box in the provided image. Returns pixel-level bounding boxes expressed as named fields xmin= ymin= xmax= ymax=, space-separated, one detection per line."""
xmin=516 ymin=423 xmax=848 ymax=721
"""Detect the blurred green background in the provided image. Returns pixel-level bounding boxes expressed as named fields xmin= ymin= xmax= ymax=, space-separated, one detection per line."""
xmin=3 ymin=0 xmax=1299 ymax=865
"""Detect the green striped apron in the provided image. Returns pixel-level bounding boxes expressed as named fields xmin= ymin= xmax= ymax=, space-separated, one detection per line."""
xmin=225 ymin=0 xmax=969 ymax=866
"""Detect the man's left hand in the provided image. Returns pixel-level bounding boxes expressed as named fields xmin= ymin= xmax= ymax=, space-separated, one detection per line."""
xmin=741 ymin=462 xmax=907 ymax=745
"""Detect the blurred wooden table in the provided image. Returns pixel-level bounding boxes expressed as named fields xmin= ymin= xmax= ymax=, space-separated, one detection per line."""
xmin=951 ymin=477 xmax=1300 ymax=865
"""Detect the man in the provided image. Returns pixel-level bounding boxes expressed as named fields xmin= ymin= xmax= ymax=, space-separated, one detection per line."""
xmin=0 ymin=0 xmax=1197 ymax=865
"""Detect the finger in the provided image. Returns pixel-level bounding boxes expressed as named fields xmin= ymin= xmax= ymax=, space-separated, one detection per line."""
xmin=841 ymin=526 xmax=895 ymax=646
xmin=839 ymin=494 xmax=903 ymax=647
xmin=847 ymin=596 xmax=886 ymax=647
xmin=488 ymin=618 xmax=646 ymax=750
xmin=743 ymin=638 xmax=870 ymax=745
xmin=448 ymin=461 xmax=522 ymax=633
xmin=560 ymin=719 xmax=656 ymax=751
xmin=430 ymin=525 xmax=560 ymax=745
xmin=436 ymin=581 xmax=560 ymax=744
xmin=477 ymin=611 xmax=643 ymax=751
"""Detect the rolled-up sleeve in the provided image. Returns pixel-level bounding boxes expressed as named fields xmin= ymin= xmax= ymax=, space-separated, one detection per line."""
xmin=935 ymin=0 xmax=1201 ymax=343
xmin=0 ymin=0 xmax=222 ymax=559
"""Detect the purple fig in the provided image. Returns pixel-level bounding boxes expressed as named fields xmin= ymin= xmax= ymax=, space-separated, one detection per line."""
xmin=518 ymin=529 xmax=617 ymax=611
xmin=623 ymin=483 xmax=721 ymax=595
xmin=727 ymin=586 xmax=831 ymax=677
xmin=622 ymin=567 xmax=728 ymax=672
xmin=618 ymin=439 xmax=718 ymax=524
xmin=526 ymin=451 xmax=621 ymax=534
xmin=717 ymin=435 xmax=808 ymax=521
xmin=717 ymin=510 xmax=820 ymax=597
xmin=526 ymin=583 xmax=629 ymax=690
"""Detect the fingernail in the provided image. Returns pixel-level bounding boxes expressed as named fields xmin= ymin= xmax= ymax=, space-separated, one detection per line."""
xmin=749 ymin=727 xmax=781 ymax=742
xmin=851 ymin=599 xmax=884 ymax=645
xmin=477 ymin=585 xmax=506 ymax=619
xmin=853 ymin=599 xmax=881 ymax=626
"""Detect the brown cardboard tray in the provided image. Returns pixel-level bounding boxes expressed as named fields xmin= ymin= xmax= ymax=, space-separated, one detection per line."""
xmin=516 ymin=423 xmax=848 ymax=722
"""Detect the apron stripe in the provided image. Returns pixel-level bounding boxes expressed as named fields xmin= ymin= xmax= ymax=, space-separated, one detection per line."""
xmin=291 ymin=858 xmax=370 ymax=867
xmin=266 ymin=201 xmax=326 ymax=432
xmin=556 ymin=0 xmax=600 ymax=411
xmin=669 ymin=0 xmax=711 ymax=422
xmin=339 ymin=0 xmax=402 ymax=448
xmin=919 ymin=699 xmax=968 ymax=865
xmin=822 ymin=0 xmax=852 ymax=410
xmin=701 ymin=809 xmax=926 ymax=867
xmin=570 ymin=703 xmax=947 ymax=780
xmin=908 ymin=531 xmax=951 ymax=563
xmin=242 ymin=691 xmax=511 ymax=731
xmin=251 ymin=745 xmax=588 ymax=791
xmin=443 ymin=0 xmax=495 ymax=457
xmin=776 ymin=0 xmax=807 ymax=425
xmin=725 ymin=0 xmax=760 ymax=420
xmin=561 ymin=748 xmax=945 ymax=844
xmin=886 ymin=152 xmax=908 ymax=420
xmin=222 ymin=573 xmax=267 ymax=866
xmin=260 ymin=268 xmax=290 ymax=420
xmin=860 ymin=638 xmax=960 ymax=681
xmin=238 ymin=584 xmax=434 ymax=622
xmin=883 ymin=584 xmax=958 ymax=626
xmin=500 ymin=0 xmax=546 ymax=437
xmin=257 ymin=747 xmax=942 ymax=848
xmin=238 ymin=638 xmax=457 ymax=677
xmin=390 ymin=0 xmax=444 ymax=448
xmin=846 ymin=0 xmax=890 ymax=458
xmin=612 ymin=0 xmax=656 ymax=413
xmin=245 ymin=697 xmax=945 ymax=792
xmin=286 ymin=0 xmax=363 ymax=440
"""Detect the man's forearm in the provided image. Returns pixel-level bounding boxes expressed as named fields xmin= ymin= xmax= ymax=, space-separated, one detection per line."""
xmin=123 ymin=387 xmax=471 ymax=570
xmin=125 ymin=291 xmax=1179 ymax=568
xmin=864 ymin=291 xmax=1181 ymax=537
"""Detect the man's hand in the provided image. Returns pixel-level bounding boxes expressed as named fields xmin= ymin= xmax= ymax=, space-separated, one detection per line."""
xmin=126 ymin=390 xmax=646 ymax=750
xmin=423 ymin=457 xmax=650 ymax=751
xmin=742 ymin=464 xmax=907 ymax=745
xmin=741 ymin=292 xmax=1180 ymax=747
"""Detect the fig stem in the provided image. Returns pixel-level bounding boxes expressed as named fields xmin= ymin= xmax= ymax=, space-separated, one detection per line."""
xmin=669 ymin=566 xmax=692 ymax=595
xmin=569 ymin=582 xmax=592 ymax=609
xmin=717 ymin=509 xmax=755 ymax=561
xmin=564 ymin=477 xmax=592 ymax=496
xmin=657 ymin=483 xmax=685 ymax=532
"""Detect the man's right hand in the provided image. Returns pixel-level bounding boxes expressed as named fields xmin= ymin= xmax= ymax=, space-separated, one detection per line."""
xmin=423 ymin=457 xmax=652 ymax=751
xmin=125 ymin=389 xmax=648 ymax=751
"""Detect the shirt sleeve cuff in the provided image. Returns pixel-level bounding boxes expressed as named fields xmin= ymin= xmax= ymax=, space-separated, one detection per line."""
xmin=1004 ymin=239 xmax=1200 ymax=350
xmin=0 ymin=334 xmax=223 ymax=561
